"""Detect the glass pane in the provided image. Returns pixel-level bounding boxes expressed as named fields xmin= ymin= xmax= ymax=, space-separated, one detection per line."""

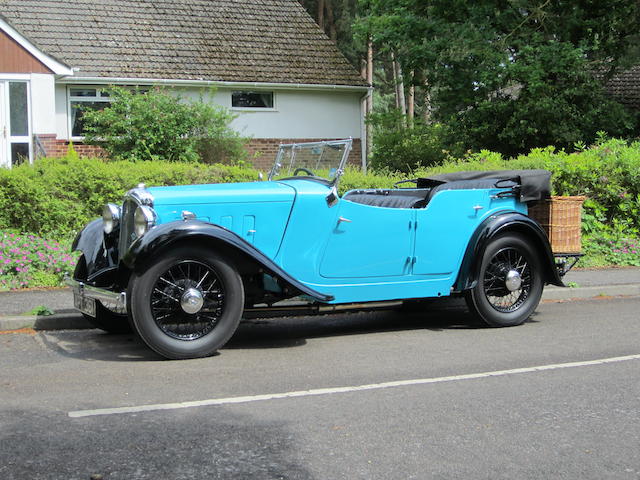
xmin=71 ymin=101 xmax=109 ymax=137
xmin=232 ymin=91 xmax=273 ymax=108
xmin=70 ymin=88 xmax=97 ymax=98
xmin=9 ymin=82 xmax=28 ymax=136
xmin=11 ymin=143 xmax=29 ymax=166
xmin=274 ymin=142 xmax=349 ymax=181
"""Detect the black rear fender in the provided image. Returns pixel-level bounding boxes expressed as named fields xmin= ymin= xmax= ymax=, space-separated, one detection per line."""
xmin=454 ymin=212 xmax=563 ymax=292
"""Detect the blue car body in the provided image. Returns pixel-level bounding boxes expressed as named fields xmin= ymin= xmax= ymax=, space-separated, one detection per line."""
xmin=68 ymin=139 xmax=566 ymax=359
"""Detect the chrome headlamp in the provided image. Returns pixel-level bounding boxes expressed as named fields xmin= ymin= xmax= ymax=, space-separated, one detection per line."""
xmin=102 ymin=203 xmax=121 ymax=234
xmin=134 ymin=205 xmax=156 ymax=238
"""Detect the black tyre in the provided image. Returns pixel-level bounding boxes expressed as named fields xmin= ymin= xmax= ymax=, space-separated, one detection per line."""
xmin=74 ymin=254 xmax=132 ymax=334
xmin=465 ymin=233 xmax=543 ymax=327
xmin=128 ymin=246 xmax=244 ymax=360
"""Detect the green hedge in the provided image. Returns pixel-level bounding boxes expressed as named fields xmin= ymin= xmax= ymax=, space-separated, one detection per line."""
xmin=0 ymin=156 xmax=258 ymax=240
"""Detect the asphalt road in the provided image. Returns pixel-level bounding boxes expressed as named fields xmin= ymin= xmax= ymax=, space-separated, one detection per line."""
xmin=1 ymin=296 xmax=639 ymax=479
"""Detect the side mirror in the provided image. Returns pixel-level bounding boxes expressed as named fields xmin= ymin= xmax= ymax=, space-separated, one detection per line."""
xmin=258 ymin=172 xmax=264 ymax=181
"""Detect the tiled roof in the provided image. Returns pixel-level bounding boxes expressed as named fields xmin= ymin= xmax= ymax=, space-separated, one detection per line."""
xmin=0 ymin=0 xmax=365 ymax=86
xmin=604 ymin=65 xmax=640 ymax=110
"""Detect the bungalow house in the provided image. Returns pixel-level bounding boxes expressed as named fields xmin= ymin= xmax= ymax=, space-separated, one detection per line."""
xmin=0 ymin=0 xmax=368 ymax=170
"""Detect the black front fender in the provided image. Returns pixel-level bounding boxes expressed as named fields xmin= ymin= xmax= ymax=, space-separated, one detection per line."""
xmin=454 ymin=212 xmax=564 ymax=292
xmin=122 ymin=220 xmax=334 ymax=302
xmin=71 ymin=218 xmax=119 ymax=280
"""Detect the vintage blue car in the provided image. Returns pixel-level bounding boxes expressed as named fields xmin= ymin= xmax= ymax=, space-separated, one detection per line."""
xmin=68 ymin=139 xmax=569 ymax=359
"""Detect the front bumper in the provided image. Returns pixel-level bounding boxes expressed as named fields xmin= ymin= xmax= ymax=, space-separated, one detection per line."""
xmin=65 ymin=277 xmax=127 ymax=313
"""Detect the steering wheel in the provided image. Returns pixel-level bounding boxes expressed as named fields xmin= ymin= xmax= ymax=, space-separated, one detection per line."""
xmin=293 ymin=167 xmax=315 ymax=176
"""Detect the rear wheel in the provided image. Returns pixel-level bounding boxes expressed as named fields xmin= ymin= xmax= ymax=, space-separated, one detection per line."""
xmin=465 ymin=233 xmax=543 ymax=327
xmin=128 ymin=246 xmax=244 ymax=359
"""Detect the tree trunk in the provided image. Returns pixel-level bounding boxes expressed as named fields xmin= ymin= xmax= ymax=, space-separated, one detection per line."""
xmin=316 ymin=0 xmax=325 ymax=30
xmin=391 ymin=52 xmax=407 ymax=122
xmin=391 ymin=56 xmax=400 ymax=109
xmin=423 ymin=78 xmax=432 ymax=124
xmin=365 ymin=36 xmax=373 ymax=173
xmin=325 ymin=0 xmax=337 ymax=40
xmin=408 ymin=70 xmax=415 ymax=128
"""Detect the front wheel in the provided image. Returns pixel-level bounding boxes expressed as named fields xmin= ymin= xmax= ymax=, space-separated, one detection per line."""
xmin=465 ymin=233 xmax=543 ymax=327
xmin=128 ymin=246 xmax=244 ymax=359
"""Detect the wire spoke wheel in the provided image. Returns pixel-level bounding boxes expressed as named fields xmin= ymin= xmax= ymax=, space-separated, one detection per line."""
xmin=150 ymin=260 xmax=225 ymax=341
xmin=465 ymin=233 xmax=544 ymax=327
xmin=129 ymin=246 xmax=244 ymax=360
xmin=483 ymin=247 xmax=531 ymax=313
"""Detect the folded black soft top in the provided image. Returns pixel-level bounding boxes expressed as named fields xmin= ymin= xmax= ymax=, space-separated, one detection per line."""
xmin=416 ymin=169 xmax=551 ymax=203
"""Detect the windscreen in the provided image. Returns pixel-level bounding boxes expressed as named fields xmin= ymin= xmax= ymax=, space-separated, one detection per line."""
xmin=269 ymin=140 xmax=351 ymax=182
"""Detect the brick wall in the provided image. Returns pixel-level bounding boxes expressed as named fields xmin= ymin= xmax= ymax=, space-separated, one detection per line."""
xmin=35 ymin=134 xmax=106 ymax=158
xmin=35 ymin=135 xmax=362 ymax=170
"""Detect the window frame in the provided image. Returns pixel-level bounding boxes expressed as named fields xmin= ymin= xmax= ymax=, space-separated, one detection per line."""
xmin=230 ymin=90 xmax=276 ymax=111
xmin=67 ymin=86 xmax=113 ymax=141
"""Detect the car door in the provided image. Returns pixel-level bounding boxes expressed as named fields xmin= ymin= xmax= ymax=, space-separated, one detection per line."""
xmin=412 ymin=189 xmax=490 ymax=275
xmin=319 ymin=199 xmax=415 ymax=278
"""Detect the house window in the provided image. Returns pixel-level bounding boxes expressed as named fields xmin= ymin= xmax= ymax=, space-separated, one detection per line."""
xmin=231 ymin=91 xmax=274 ymax=109
xmin=69 ymin=87 xmax=112 ymax=138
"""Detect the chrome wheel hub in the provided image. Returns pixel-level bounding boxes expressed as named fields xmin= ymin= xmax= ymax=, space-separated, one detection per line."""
xmin=505 ymin=269 xmax=522 ymax=292
xmin=180 ymin=288 xmax=204 ymax=314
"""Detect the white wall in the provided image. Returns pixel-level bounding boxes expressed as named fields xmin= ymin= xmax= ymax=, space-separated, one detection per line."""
xmin=182 ymin=87 xmax=364 ymax=139
xmin=54 ymin=83 xmax=365 ymax=141
xmin=29 ymin=74 xmax=56 ymax=134
xmin=54 ymin=83 xmax=68 ymax=138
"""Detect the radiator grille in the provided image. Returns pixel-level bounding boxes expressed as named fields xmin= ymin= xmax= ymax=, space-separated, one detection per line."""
xmin=118 ymin=196 xmax=140 ymax=258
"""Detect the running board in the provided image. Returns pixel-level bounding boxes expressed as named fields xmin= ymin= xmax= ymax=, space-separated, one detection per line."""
xmin=244 ymin=300 xmax=403 ymax=318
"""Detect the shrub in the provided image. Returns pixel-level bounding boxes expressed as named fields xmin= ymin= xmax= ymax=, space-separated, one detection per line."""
xmin=368 ymin=111 xmax=458 ymax=173
xmin=0 ymin=231 xmax=78 ymax=290
xmin=0 ymin=155 xmax=259 ymax=240
xmin=82 ymin=86 xmax=248 ymax=163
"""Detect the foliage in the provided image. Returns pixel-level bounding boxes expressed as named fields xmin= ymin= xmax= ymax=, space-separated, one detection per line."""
xmin=455 ymin=43 xmax=637 ymax=155
xmin=25 ymin=305 xmax=56 ymax=316
xmin=0 ymin=231 xmax=78 ymax=291
xmin=367 ymin=111 xmax=459 ymax=172
xmin=82 ymin=86 xmax=248 ymax=163
xmin=356 ymin=0 xmax=640 ymax=155
xmin=0 ymin=155 xmax=259 ymax=240
xmin=297 ymin=0 xmax=364 ymax=66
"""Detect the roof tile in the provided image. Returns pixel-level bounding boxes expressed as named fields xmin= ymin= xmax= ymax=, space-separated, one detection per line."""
xmin=0 ymin=0 xmax=365 ymax=86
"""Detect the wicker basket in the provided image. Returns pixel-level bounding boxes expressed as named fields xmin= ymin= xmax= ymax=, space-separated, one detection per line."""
xmin=528 ymin=196 xmax=585 ymax=253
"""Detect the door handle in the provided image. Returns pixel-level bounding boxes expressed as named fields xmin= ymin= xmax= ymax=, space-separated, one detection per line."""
xmin=338 ymin=216 xmax=352 ymax=224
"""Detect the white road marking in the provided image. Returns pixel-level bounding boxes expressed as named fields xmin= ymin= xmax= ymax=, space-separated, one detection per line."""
xmin=68 ymin=353 xmax=640 ymax=418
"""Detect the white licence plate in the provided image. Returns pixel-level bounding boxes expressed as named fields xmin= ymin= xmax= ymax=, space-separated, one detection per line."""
xmin=74 ymin=292 xmax=96 ymax=317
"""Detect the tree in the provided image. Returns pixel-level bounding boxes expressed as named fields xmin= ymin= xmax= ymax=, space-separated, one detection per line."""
xmin=356 ymin=0 xmax=640 ymax=156
xmin=82 ymin=87 xmax=247 ymax=163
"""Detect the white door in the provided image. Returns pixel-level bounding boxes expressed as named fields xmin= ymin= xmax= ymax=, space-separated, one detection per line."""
xmin=0 ymin=80 xmax=31 ymax=168
xmin=0 ymin=81 xmax=7 ymax=168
